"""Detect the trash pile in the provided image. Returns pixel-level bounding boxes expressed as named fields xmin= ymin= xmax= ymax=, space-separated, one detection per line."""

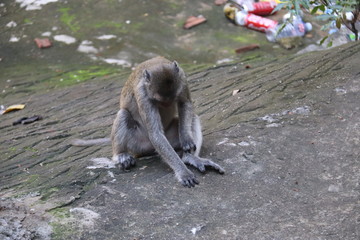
xmin=223 ymin=0 xmax=312 ymax=48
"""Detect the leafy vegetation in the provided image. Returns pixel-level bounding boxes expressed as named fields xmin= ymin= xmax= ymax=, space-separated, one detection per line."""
xmin=274 ymin=0 xmax=359 ymax=45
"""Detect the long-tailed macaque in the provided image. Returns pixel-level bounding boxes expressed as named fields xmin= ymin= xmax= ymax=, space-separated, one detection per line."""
xmin=72 ymin=57 xmax=224 ymax=187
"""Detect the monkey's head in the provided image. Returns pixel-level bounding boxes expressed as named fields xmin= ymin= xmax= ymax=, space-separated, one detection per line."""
xmin=143 ymin=61 xmax=185 ymax=105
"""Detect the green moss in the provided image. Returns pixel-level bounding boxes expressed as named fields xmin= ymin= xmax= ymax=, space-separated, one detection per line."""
xmin=50 ymin=222 xmax=76 ymax=240
xmin=175 ymin=19 xmax=185 ymax=28
xmin=59 ymin=7 xmax=80 ymax=33
xmin=25 ymin=175 xmax=42 ymax=188
xmin=215 ymin=31 xmax=268 ymax=45
xmin=49 ymin=208 xmax=78 ymax=239
xmin=23 ymin=146 xmax=39 ymax=153
xmin=94 ymin=21 xmax=123 ymax=29
xmin=40 ymin=187 xmax=60 ymax=201
xmin=24 ymin=18 xmax=33 ymax=24
xmin=9 ymin=147 xmax=17 ymax=152
xmin=168 ymin=1 xmax=181 ymax=10
xmin=49 ymin=207 xmax=71 ymax=219
xmin=23 ymin=66 xmax=119 ymax=92
xmin=181 ymin=63 xmax=213 ymax=73
xmin=54 ymin=66 xmax=118 ymax=87
xmin=92 ymin=20 xmax=143 ymax=35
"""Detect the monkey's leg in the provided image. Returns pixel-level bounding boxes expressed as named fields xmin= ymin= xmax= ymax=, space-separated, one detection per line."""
xmin=111 ymin=109 xmax=154 ymax=170
xmin=191 ymin=114 xmax=203 ymax=157
xmin=181 ymin=115 xmax=225 ymax=174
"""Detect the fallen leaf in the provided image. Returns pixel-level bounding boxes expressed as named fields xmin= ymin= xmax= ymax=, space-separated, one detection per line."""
xmin=2 ymin=104 xmax=25 ymax=114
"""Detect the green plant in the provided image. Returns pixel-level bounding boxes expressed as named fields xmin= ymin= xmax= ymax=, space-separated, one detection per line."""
xmin=274 ymin=0 xmax=360 ymax=44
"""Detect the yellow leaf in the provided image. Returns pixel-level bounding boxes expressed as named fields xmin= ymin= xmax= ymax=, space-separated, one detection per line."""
xmin=2 ymin=104 xmax=26 ymax=114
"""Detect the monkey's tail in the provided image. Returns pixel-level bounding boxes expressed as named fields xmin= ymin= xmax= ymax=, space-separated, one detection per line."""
xmin=70 ymin=138 xmax=111 ymax=146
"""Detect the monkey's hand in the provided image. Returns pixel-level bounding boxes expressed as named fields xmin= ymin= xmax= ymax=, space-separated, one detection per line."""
xmin=180 ymin=136 xmax=197 ymax=153
xmin=175 ymin=168 xmax=199 ymax=188
xmin=182 ymin=153 xmax=225 ymax=174
xmin=113 ymin=153 xmax=136 ymax=170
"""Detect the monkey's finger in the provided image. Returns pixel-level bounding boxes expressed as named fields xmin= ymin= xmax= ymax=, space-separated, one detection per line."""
xmin=215 ymin=166 xmax=225 ymax=174
xmin=181 ymin=178 xmax=199 ymax=188
xmin=182 ymin=141 xmax=197 ymax=153
xmin=210 ymin=163 xmax=225 ymax=174
xmin=130 ymin=157 xmax=136 ymax=166
xmin=183 ymin=145 xmax=195 ymax=153
xmin=195 ymin=164 xmax=206 ymax=173
xmin=120 ymin=162 xmax=130 ymax=170
xmin=193 ymin=178 xmax=200 ymax=185
xmin=203 ymin=160 xmax=225 ymax=174
xmin=181 ymin=180 xmax=192 ymax=188
xmin=190 ymin=157 xmax=206 ymax=172
xmin=183 ymin=158 xmax=205 ymax=173
xmin=120 ymin=158 xmax=136 ymax=170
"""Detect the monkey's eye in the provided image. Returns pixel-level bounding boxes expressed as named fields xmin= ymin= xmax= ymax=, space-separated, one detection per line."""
xmin=173 ymin=61 xmax=179 ymax=73
xmin=143 ymin=70 xmax=151 ymax=82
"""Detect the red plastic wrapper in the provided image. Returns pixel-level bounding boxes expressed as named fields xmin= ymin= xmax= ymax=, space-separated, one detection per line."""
xmin=236 ymin=11 xmax=278 ymax=32
xmin=244 ymin=1 xmax=277 ymax=16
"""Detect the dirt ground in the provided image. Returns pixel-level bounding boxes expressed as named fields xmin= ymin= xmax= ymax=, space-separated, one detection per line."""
xmin=1 ymin=42 xmax=359 ymax=239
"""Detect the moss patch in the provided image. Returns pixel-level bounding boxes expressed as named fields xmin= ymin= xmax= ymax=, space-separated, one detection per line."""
xmin=40 ymin=187 xmax=60 ymax=201
xmin=24 ymin=65 xmax=120 ymax=93
xmin=50 ymin=222 xmax=77 ymax=240
xmin=59 ymin=7 xmax=80 ymax=33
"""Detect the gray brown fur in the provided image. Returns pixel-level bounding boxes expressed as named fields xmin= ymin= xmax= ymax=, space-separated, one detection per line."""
xmin=73 ymin=56 xmax=224 ymax=187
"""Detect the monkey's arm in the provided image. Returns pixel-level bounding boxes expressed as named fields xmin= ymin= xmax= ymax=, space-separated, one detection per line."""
xmin=178 ymin=88 xmax=196 ymax=153
xmin=137 ymin=96 xmax=198 ymax=187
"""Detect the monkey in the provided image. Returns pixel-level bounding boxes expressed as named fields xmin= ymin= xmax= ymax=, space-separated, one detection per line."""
xmin=71 ymin=56 xmax=224 ymax=187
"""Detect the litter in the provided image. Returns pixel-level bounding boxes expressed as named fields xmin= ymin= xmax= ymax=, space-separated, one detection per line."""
xmin=235 ymin=44 xmax=260 ymax=54
xmin=12 ymin=115 xmax=43 ymax=125
xmin=235 ymin=11 xmax=278 ymax=32
xmin=1 ymin=104 xmax=25 ymax=115
xmin=224 ymin=1 xmax=313 ymax=45
xmin=224 ymin=2 xmax=278 ymax=32
xmin=241 ymin=0 xmax=277 ymax=16
xmin=266 ymin=16 xmax=312 ymax=42
xmin=183 ymin=15 xmax=207 ymax=29
xmin=34 ymin=38 xmax=52 ymax=48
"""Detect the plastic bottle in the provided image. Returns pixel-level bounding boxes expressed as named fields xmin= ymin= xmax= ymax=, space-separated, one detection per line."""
xmin=242 ymin=0 xmax=277 ymax=16
xmin=265 ymin=18 xmax=312 ymax=42
xmin=235 ymin=10 xmax=278 ymax=32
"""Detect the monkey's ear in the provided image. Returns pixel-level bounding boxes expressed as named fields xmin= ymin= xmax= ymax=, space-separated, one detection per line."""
xmin=173 ymin=61 xmax=180 ymax=73
xmin=143 ymin=69 xmax=151 ymax=82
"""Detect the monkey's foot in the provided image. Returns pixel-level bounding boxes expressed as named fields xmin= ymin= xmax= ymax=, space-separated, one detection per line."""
xmin=176 ymin=169 xmax=199 ymax=188
xmin=113 ymin=154 xmax=136 ymax=170
xmin=182 ymin=154 xmax=225 ymax=174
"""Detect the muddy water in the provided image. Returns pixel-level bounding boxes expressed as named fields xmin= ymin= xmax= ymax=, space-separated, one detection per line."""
xmin=0 ymin=0 xmax=319 ymax=98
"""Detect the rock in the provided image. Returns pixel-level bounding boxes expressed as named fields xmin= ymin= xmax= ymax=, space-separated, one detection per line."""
xmin=0 ymin=42 xmax=359 ymax=239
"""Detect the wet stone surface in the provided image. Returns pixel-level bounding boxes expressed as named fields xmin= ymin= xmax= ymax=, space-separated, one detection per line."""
xmin=0 ymin=0 xmax=324 ymax=70
xmin=1 ymin=42 xmax=360 ymax=239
